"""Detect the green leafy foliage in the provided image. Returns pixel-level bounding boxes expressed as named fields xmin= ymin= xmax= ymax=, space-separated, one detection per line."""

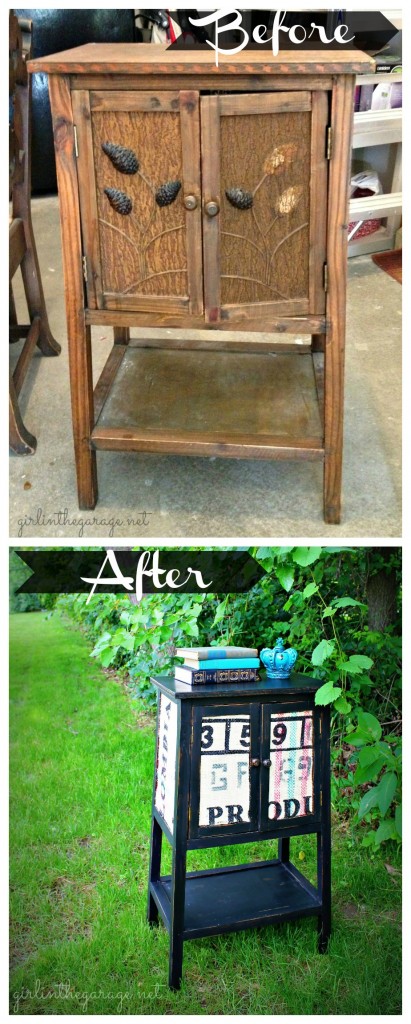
xmin=315 ymin=682 xmax=342 ymax=705
xmin=56 ymin=546 xmax=401 ymax=850
xmin=312 ymin=639 xmax=335 ymax=666
xmin=59 ymin=590 xmax=207 ymax=706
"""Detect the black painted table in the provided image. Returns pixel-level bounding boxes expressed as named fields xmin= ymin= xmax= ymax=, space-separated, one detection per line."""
xmin=147 ymin=672 xmax=331 ymax=989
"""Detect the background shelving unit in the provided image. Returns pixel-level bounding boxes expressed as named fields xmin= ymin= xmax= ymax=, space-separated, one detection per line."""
xmin=348 ymin=71 xmax=402 ymax=257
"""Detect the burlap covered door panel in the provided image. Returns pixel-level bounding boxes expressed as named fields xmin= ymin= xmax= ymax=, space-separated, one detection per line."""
xmin=190 ymin=702 xmax=260 ymax=838
xmin=201 ymin=90 xmax=328 ymax=323
xmin=259 ymin=701 xmax=321 ymax=831
xmin=189 ymin=698 xmax=321 ymax=839
xmin=72 ymin=89 xmax=203 ymax=314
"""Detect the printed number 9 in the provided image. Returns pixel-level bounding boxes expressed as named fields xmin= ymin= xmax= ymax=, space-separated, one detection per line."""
xmin=272 ymin=722 xmax=287 ymax=745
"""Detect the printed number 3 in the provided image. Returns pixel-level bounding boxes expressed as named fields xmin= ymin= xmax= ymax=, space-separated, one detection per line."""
xmin=201 ymin=725 xmax=214 ymax=749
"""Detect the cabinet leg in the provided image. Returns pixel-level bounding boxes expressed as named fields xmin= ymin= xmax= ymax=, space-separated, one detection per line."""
xmin=317 ymin=706 xmax=331 ymax=952
xmin=168 ymin=840 xmax=187 ymax=990
xmin=169 ymin=934 xmax=184 ymax=992
xmin=324 ymin=452 xmax=342 ymax=525
xmin=113 ymin=327 xmax=130 ymax=345
xmin=147 ymin=817 xmax=162 ymax=927
xmin=323 ymin=325 xmax=343 ymax=525
xmin=147 ymin=893 xmax=159 ymax=927
xmin=322 ymin=76 xmax=354 ymax=526
xmin=74 ymin=443 xmax=98 ymax=511
xmin=278 ymin=837 xmax=290 ymax=863
xmin=69 ymin=321 xmax=98 ymax=510
xmin=317 ymin=912 xmax=331 ymax=953
xmin=48 ymin=76 xmax=97 ymax=510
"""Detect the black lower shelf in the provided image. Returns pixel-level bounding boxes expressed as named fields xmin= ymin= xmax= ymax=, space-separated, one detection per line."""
xmin=151 ymin=858 xmax=321 ymax=940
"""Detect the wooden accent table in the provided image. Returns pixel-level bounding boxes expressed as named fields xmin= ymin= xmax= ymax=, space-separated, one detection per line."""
xmin=28 ymin=45 xmax=374 ymax=521
xmin=149 ymin=672 xmax=330 ymax=990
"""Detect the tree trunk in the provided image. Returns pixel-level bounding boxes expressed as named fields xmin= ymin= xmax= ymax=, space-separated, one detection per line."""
xmin=366 ymin=552 xmax=398 ymax=631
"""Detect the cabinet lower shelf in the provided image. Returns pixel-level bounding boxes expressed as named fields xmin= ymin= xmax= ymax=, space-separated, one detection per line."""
xmin=151 ymin=858 xmax=321 ymax=940
xmin=92 ymin=346 xmax=324 ymax=461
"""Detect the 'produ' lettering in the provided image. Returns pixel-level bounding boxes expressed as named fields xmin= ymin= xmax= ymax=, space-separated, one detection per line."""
xmin=208 ymin=804 xmax=244 ymax=825
xmin=268 ymin=795 xmax=312 ymax=819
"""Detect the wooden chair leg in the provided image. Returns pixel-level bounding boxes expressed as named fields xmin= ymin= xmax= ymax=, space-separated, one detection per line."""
xmin=9 ymin=376 xmax=36 ymax=454
xmin=9 ymin=20 xmax=61 ymax=458
xmin=13 ymin=76 xmax=61 ymax=360
xmin=20 ymin=226 xmax=61 ymax=358
xmin=9 ymin=283 xmax=18 ymax=328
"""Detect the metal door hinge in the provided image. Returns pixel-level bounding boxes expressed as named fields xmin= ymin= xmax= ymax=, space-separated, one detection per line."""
xmin=73 ymin=124 xmax=79 ymax=158
xmin=323 ymin=263 xmax=329 ymax=293
xmin=82 ymin=255 xmax=88 ymax=282
xmin=326 ymin=126 xmax=333 ymax=160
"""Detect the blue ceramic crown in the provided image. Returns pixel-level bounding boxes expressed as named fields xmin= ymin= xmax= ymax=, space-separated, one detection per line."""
xmin=260 ymin=638 xmax=298 ymax=679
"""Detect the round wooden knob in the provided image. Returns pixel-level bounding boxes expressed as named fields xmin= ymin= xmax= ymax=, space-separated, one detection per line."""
xmin=184 ymin=194 xmax=198 ymax=210
xmin=250 ymin=758 xmax=261 ymax=768
xmin=262 ymin=758 xmax=272 ymax=768
xmin=205 ymin=200 xmax=220 ymax=217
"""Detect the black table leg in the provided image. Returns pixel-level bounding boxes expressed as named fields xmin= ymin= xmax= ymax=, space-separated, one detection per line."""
xmin=147 ymin=816 xmax=162 ymax=926
xmin=168 ymin=836 xmax=187 ymax=990
xmin=317 ymin=706 xmax=331 ymax=952
xmin=278 ymin=837 xmax=290 ymax=862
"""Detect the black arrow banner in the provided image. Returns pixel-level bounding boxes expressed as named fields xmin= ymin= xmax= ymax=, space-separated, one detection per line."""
xmin=15 ymin=549 xmax=266 ymax=598
xmin=168 ymin=10 xmax=398 ymax=53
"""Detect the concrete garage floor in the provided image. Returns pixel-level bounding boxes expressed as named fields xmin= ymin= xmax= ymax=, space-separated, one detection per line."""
xmin=10 ymin=196 xmax=401 ymax=539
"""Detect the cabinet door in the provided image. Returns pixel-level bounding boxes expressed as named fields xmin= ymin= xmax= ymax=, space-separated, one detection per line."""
xmin=72 ymin=89 xmax=203 ymax=315
xmin=259 ymin=702 xmax=320 ymax=831
xmin=189 ymin=703 xmax=260 ymax=839
xmin=201 ymin=91 xmax=328 ymax=323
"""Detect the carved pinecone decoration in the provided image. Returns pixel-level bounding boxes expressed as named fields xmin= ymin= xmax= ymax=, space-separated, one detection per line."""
xmin=104 ymin=187 xmax=132 ymax=215
xmin=155 ymin=180 xmax=182 ymax=207
xmin=225 ymin=188 xmax=253 ymax=210
xmin=102 ymin=142 xmax=139 ymax=175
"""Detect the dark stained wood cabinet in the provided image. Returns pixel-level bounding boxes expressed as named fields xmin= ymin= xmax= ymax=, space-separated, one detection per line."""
xmin=28 ymin=45 xmax=374 ymax=522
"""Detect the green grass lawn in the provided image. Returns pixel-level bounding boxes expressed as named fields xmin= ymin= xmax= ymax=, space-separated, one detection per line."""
xmin=10 ymin=611 xmax=401 ymax=1015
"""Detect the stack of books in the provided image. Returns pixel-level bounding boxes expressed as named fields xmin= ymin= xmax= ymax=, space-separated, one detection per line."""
xmin=174 ymin=646 xmax=260 ymax=685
